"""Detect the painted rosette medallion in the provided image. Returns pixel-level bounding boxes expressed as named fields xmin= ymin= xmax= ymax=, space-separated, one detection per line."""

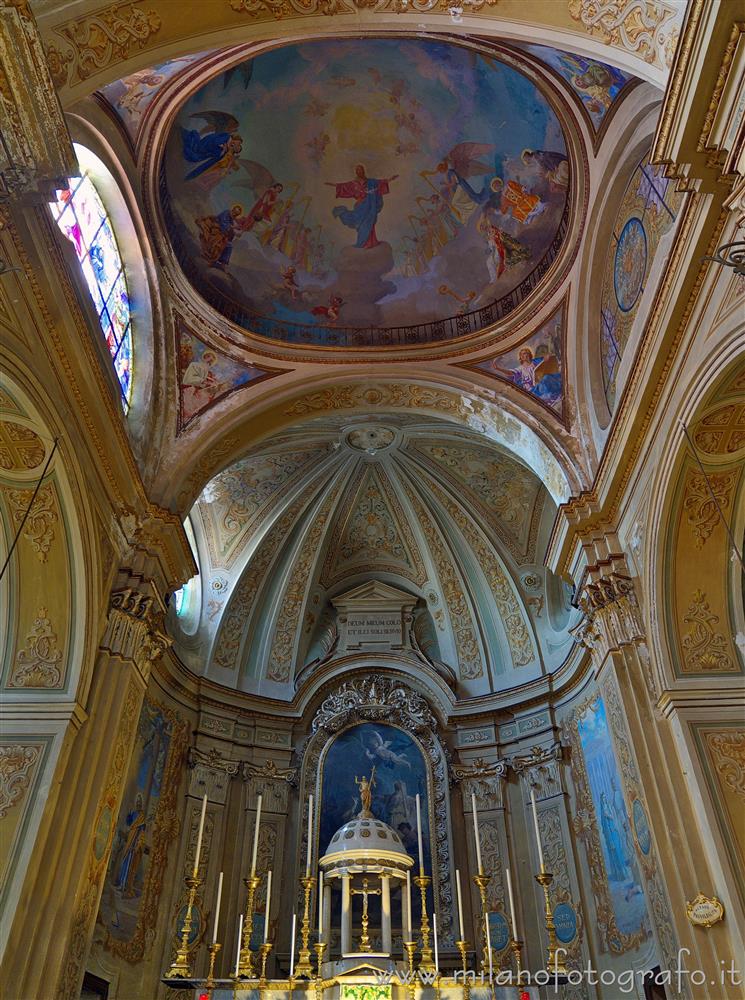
xmin=160 ymin=38 xmax=572 ymax=349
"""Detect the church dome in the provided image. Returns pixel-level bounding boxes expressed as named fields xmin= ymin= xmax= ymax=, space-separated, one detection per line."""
xmin=157 ymin=36 xmax=575 ymax=351
xmin=320 ymin=815 xmax=413 ymax=874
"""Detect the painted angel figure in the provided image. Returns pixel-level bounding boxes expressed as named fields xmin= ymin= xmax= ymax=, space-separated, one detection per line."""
xmin=181 ymin=110 xmax=243 ymax=186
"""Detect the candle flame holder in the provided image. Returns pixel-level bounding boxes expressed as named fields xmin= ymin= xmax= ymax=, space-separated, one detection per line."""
xmin=472 ymin=873 xmax=491 ymax=973
xmin=414 ymin=874 xmax=435 ymax=970
xmin=165 ymin=874 xmax=202 ymax=978
xmin=455 ymin=939 xmax=471 ymax=1000
xmin=205 ymin=941 xmax=221 ymax=991
xmin=535 ymin=871 xmax=569 ymax=978
xmin=295 ymin=875 xmax=316 ymax=978
xmin=313 ymin=940 xmax=327 ymax=1000
xmin=403 ymin=940 xmax=418 ymax=1000
xmin=237 ymin=873 xmax=262 ymax=978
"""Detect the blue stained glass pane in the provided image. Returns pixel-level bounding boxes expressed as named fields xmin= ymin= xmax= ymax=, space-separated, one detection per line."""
xmin=75 ymin=176 xmax=107 ymax=246
xmin=88 ymin=219 xmax=122 ymax=298
xmin=113 ymin=326 xmax=132 ymax=401
xmin=106 ymin=274 xmax=130 ymax=343
xmin=99 ymin=306 xmax=118 ymax=356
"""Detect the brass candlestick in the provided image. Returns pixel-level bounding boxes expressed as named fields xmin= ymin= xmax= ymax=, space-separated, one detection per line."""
xmin=456 ymin=939 xmax=471 ymax=1000
xmin=295 ymin=875 xmax=316 ymax=977
xmin=414 ymin=874 xmax=435 ymax=970
xmin=404 ymin=940 xmax=418 ymax=1000
xmin=535 ymin=871 xmax=569 ymax=978
xmin=258 ymin=941 xmax=273 ymax=984
xmin=205 ymin=941 xmax=222 ymax=990
xmin=165 ymin=873 xmax=202 ymax=978
xmin=313 ymin=940 xmax=327 ymax=1000
xmin=237 ymin=873 xmax=262 ymax=978
xmin=472 ymin=873 xmax=491 ymax=972
xmin=509 ymin=938 xmax=524 ymax=983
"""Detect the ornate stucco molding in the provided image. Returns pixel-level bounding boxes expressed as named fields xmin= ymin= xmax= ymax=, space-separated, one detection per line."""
xmin=0 ymin=2 xmax=75 ymax=201
xmin=573 ymin=555 xmax=660 ymax=700
xmin=188 ymin=746 xmax=241 ymax=805
xmin=510 ymin=742 xmax=565 ymax=800
xmin=452 ymin=758 xmax=507 ymax=810
xmin=100 ymin=586 xmax=172 ymax=672
xmin=244 ymin=759 xmax=299 ymax=811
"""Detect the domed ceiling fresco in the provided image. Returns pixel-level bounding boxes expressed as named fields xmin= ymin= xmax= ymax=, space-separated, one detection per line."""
xmin=160 ymin=38 xmax=572 ymax=348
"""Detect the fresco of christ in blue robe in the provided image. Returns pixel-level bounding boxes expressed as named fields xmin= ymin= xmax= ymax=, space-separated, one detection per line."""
xmin=327 ymin=165 xmax=398 ymax=249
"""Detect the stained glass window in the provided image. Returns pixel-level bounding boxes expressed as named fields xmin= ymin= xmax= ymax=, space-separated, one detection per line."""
xmin=50 ymin=172 xmax=132 ymax=411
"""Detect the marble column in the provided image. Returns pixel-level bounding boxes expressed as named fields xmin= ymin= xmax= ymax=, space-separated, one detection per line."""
xmin=341 ymin=874 xmax=352 ymax=954
xmin=381 ymin=875 xmax=392 ymax=955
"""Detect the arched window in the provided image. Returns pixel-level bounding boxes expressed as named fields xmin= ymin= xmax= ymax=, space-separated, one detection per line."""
xmin=50 ymin=153 xmax=132 ymax=411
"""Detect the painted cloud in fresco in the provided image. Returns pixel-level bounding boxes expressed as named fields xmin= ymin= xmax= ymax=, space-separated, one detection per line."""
xmin=160 ymin=39 xmax=571 ymax=348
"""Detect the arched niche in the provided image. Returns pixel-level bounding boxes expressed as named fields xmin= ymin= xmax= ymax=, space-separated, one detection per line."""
xmin=296 ymin=673 xmax=455 ymax=943
xmin=0 ymin=369 xmax=93 ymax=701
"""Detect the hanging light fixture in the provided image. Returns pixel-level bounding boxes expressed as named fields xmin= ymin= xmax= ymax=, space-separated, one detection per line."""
xmin=702 ymin=241 xmax=745 ymax=276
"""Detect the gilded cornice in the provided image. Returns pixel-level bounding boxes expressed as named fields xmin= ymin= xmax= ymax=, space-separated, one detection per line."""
xmin=0 ymin=0 xmax=76 ymax=201
xmin=548 ymin=195 xmax=731 ymax=576
xmin=33 ymin=0 xmax=676 ymax=109
xmin=3 ymin=210 xmax=194 ymax=588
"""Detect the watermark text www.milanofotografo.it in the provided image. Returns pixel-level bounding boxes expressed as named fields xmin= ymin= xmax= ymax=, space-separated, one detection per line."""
xmin=372 ymin=950 xmax=743 ymax=993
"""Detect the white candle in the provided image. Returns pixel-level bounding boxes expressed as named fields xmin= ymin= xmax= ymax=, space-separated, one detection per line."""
xmin=234 ymin=914 xmax=244 ymax=976
xmin=485 ymin=913 xmax=493 ymax=980
xmin=193 ymin=793 xmax=207 ymax=876
xmin=263 ymin=870 xmax=272 ymax=943
xmin=433 ymin=911 xmax=439 ymax=973
xmin=250 ymin=793 xmax=263 ymax=877
xmin=212 ymin=871 xmax=224 ymax=944
xmin=290 ymin=913 xmax=297 ymax=977
xmin=305 ymin=795 xmax=314 ymax=877
xmin=505 ymin=866 xmax=518 ymax=939
xmin=530 ymin=787 xmax=545 ymax=872
xmin=405 ymin=870 xmax=413 ymax=939
xmin=471 ymin=792 xmax=483 ymax=875
xmin=416 ymin=794 xmax=425 ymax=874
xmin=455 ymin=869 xmax=465 ymax=940
xmin=318 ymin=871 xmax=324 ymax=941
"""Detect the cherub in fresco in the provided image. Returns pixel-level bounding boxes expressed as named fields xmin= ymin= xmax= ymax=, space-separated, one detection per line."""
xmin=306 ymin=133 xmax=330 ymax=166
xmin=280 ymin=265 xmax=302 ymax=300
xmin=521 ymin=149 xmax=569 ymax=191
xmin=306 ymin=96 xmax=330 ymax=117
xmin=489 ymin=345 xmax=561 ymax=405
xmin=118 ymin=70 xmax=165 ymax=117
xmin=396 ymin=141 xmax=419 ymax=158
xmin=181 ymin=111 xmax=243 ymax=184
xmin=326 ymin=165 xmax=398 ymax=249
xmin=394 ymin=110 xmax=423 ymax=138
xmin=311 ymin=294 xmax=344 ymax=323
